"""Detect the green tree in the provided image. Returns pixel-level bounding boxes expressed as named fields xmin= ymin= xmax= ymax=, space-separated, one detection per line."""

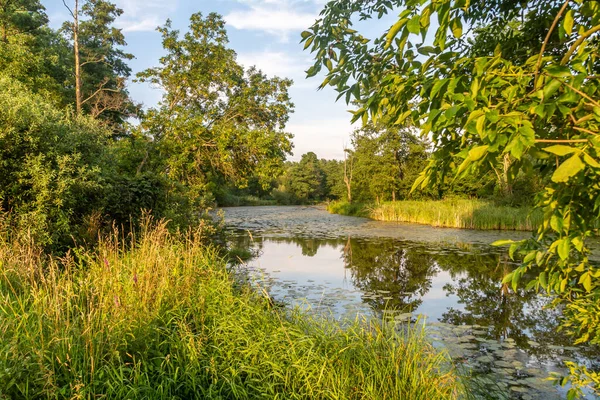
xmin=0 ymin=74 xmax=110 ymax=248
xmin=349 ymin=124 xmax=429 ymax=203
xmin=137 ymin=12 xmax=294 ymax=207
xmin=283 ymin=152 xmax=326 ymax=202
xmin=61 ymin=0 xmax=136 ymax=126
xmin=0 ymin=1 xmax=72 ymax=106
xmin=304 ymin=0 xmax=600 ymax=395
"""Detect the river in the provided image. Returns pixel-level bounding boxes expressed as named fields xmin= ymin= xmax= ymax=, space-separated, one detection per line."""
xmin=222 ymin=205 xmax=599 ymax=399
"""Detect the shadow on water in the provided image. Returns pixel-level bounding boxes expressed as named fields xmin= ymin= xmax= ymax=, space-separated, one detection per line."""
xmin=224 ymin=206 xmax=600 ymax=399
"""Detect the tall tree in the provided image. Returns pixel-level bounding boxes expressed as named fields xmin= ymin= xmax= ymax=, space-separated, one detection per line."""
xmin=303 ymin=0 xmax=600 ymax=394
xmin=137 ymin=12 xmax=293 ymax=205
xmin=0 ymin=0 xmax=72 ymax=105
xmin=62 ymin=0 xmax=135 ymax=125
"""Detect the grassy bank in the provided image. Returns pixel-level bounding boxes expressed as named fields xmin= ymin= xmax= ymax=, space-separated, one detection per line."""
xmin=0 ymin=218 xmax=461 ymax=399
xmin=329 ymin=199 xmax=543 ymax=231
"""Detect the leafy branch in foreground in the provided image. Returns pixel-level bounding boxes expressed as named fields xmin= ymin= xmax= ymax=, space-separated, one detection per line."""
xmin=303 ymin=0 xmax=600 ymax=396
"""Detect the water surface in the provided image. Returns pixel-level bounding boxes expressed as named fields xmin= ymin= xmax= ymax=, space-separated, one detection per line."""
xmin=223 ymin=206 xmax=599 ymax=399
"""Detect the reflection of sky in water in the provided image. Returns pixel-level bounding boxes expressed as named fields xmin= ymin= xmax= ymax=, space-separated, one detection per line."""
xmin=415 ymin=269 xmax=464 ymax=321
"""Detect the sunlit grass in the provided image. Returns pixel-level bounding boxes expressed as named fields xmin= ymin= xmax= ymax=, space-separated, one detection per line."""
xmin=329 ymin=199 xmax=542 ymax=231
xmin=0 ymin=216 xmax=462 ymax=399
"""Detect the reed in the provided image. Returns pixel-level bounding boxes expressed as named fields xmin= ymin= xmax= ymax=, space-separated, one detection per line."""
xmin=329 ymin=199 xmax=543 ymax=231
xmin=0 ymin=216 xmax=462 ymax=399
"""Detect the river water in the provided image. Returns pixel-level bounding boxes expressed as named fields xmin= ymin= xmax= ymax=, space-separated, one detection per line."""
xmin=221 ymin=205 xmax=599 ymax=399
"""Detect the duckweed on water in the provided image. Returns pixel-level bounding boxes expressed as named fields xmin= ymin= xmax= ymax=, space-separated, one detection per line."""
xmin=0 ymin=219 xmax=461 ymax=399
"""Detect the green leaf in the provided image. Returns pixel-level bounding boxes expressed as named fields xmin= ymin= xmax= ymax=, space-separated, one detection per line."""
xmin=557 ymin=238 xmax=570 ymax=260
xmin=551 ymin=154 xmax=585 ymax=182
xmin=512 ymin=268 xmax=520 ymax=292
xmin=450 ymin=17 xmax=463 ymax=38
xmin=539 ymin=271 xmax=547 ymax=288
xmin=385 ymin=18 xmax=405 ymax=48
xmin=502 ymin=272 xmax=513 ymax=284
xmin=543 ymin=79 xmax=562 ymax=100
xmin=579 ymin=272 xmax=592 ymax=292
xmin=492 ymin=239 xmax=514 ymax=246
xmin=563 ymin=9 xmax=574 ymax=36
xmin=543 ymin=145 xmax=579 ymax=156
xmin=583 ymin=153 xmax=600 ymax=168
xmin=300 ymin=31 xmax=312 ymax=40
xmin=546 ymin=65 xmax=572 ymax=78
xmin=468 ymin=145 xmax=488 ymax=161
xmin=407 ymin=15 xmax=420 ymax=34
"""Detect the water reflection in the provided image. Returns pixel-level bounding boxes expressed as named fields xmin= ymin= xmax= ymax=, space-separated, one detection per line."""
xmin=228 ymin=233 xmax=599 ymax=399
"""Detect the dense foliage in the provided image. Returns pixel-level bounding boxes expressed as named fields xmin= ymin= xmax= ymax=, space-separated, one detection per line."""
xmin=0 ymin=2 xmax=293 ymax=249
xmin=303 ymin=0 xmax=600 ymax=395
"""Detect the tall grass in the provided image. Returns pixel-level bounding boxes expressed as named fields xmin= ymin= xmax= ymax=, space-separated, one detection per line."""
xmin=329 ymin=199 xmax=543 ymax=231
xmin=0 ymin=216 xmax=461 ymax=399
xmin=326 ymin=201 xmax=369 ymax=217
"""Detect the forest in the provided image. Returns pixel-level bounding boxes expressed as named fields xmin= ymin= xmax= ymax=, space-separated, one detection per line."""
xmin=1 ymin=0 xmax=599 ymax=398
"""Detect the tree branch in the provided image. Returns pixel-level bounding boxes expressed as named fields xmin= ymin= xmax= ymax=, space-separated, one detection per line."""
xmin=534 ymin=0 xmax=570 ymax=87
xmin=535 ymin=139 xmax=588 ymax=143
xmin=561 ymin=24 xmax=600 ymax=65
xmin=61 ymin=0 xmax=75 ymax=19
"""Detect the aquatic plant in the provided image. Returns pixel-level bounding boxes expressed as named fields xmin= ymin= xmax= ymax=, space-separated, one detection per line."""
xmin=329 ymin=199 xmax=542 ymax=231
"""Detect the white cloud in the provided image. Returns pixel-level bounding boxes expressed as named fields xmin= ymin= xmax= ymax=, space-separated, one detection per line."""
xmin=286 ymin=119 xmax=356 ymax=160
xmin=236 ymin=51 xmax=312 ymax=82
xmin=226 ymin=8 xmax=315 ymax=34
xmin=224 ymin=0 xmax=318 ymax=40
xmin=113 ymin=0 xmax=176 ymax=32
xmin=117 ymin=16 xmax=163 ymax=33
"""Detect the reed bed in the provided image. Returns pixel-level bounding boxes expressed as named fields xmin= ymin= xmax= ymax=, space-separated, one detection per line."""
xmin=0 ymin=217 xmax=461 ymax=399
xmin=329 ymin=199 xmax=542 ymax=231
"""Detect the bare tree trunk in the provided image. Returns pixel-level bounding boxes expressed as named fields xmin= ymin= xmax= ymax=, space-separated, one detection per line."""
xmin=73 ymin=0 xmax=82 ymax=114
xmin=63 ymin=0 xmax=82 ymax=114
xmin=344 ymin=148 xmax=353 ymax=203
xmin=392 ymin=190 xmax=395 ymax=202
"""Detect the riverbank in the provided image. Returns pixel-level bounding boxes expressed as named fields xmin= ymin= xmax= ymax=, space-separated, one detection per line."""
xmin=0 ymin=218 xmax=461 ymax=399
xmin=328 ymin=199 xmax=542 ymax=231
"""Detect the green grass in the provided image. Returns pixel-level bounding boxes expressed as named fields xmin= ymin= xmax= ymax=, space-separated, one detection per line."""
xmin=329 ymin=199 xmax=543 ymax=231
xmin=0 ymin=217 xmax=462 ymax=399
xmin=327 ymin=200 xmax=369 ymax=217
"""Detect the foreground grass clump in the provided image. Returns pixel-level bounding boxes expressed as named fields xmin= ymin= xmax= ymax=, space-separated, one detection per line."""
xmin=0 ymin=218 xmax=461 ymax=399
xmin=329 ymin=199 xmax=542 ymax=231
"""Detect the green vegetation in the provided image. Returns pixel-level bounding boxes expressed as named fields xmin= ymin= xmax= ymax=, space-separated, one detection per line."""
xmin=304 ymin=0 xmax=600 ymax=395
xmin=0 ymin=217 xmax=461 ymax=399
xmin=327 ymin=200 xmax=368 ymax=217
xmin=330 ymin=200 xmax=542 ymax=231
xmin=0 ymin=4 xmax=294 ymax=249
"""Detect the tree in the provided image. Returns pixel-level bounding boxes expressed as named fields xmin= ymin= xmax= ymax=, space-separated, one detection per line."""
xmin=137 ymin=12 xmax=294 ymax=206
xmin=348 ymin=124 xmax=428 ymax=203
xmin=0 ymin=1 xmax=72 ymax=106
xmin=61 ymin=0 xmax=135 ymax=125
xmin=283 ymin=152 xmax=326 ymax=202
xmin=303 ymin=0 xmax=600 ymax=395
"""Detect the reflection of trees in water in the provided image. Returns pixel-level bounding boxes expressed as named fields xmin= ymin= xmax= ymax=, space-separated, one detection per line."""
xmin=440 ymin=256 xmax=533 ymax=344
xmin=230 ymin=233 xmax=599 ymax=360
xmin=342 ymin=238 xmax=436 ymax=312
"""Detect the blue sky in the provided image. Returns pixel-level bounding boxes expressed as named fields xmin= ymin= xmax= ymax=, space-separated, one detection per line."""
xmin=45 ymin=0 xmax=397 ymax=160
